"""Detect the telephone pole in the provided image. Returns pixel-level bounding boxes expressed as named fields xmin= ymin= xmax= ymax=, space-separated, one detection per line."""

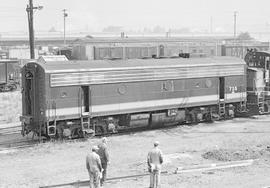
xmin=63 ymin=9 xmax=68 ymax=46
xmin=210 ymin=16 xmax=213 ymax=34
xmin=26 ymin=0 xmax=43 ymax=59
xmin=234 ymin=11 xmax=237 ymax=38
xmin=233 ymin=11 xmax=238 ymax=57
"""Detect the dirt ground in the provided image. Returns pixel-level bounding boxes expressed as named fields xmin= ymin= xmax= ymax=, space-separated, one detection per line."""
xmin=1 ymin=116 xmax=270 ymax=188
xmin=0 ymin=91 xmax=21 ymax=125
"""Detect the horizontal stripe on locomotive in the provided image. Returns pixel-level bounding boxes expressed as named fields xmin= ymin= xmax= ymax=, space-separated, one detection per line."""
xmin=43 ymin=57 xmax=245 ymax=73
xmin=45 ymin=92 xmax=246 ymax=117
xmin=50 ymin=65 xmax=245 ymax=87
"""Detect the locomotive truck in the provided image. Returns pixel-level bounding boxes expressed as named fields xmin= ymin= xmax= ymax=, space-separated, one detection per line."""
xmin=20 ymin=56 xmax=247 ymax=138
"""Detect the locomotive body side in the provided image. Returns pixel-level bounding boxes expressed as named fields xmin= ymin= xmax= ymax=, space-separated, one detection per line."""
xmin=20 ymin=57 xmax=247 ymax=138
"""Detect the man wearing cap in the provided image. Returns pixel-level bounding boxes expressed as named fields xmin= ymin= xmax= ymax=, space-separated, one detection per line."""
xmin=97 ymin=137 xmax=110 ymax=186
xmin=86 ymin=145 xmax=102 ymax=188
xmin=147 ymin=141 xmax=164 ymax=188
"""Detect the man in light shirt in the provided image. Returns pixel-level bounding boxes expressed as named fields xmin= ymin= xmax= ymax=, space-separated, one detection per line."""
xmin=86 ymin=145 xmax=102 ymax=188
xmin=147 ymin=141 xmax=164 ymax=188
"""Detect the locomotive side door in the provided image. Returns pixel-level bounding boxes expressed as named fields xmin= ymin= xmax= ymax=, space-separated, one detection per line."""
xmin=80 ymin=85 xmax=93 ymax=136
xmin=81 ymin=86 xmax=90 ymax=115
xmin=25 ymin=69 xmax=35 ymax=117
xmin=219 ymin=77 xmax=225 ymax=100
xmin=218 ymin=77 xmax=226 ymax=117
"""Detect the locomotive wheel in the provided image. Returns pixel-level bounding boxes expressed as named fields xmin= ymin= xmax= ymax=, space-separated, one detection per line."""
xmin=76 ymin=128 xmax=84 ymax=138
xmin=56 ymin=127 xmax=64 ymax=140
xmin=11 ymin=84 xmax=17 ymax=91
xmin=264 ymin=104 xmax=269 ymax=113
xmin=95 ymin=126 xmax=104 ymax=135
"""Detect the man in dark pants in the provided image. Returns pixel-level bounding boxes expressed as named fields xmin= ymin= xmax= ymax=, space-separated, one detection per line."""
xmin=86 ymin=145 xmax=102 ymax=188
xmin=97 ymin=137 xmax=109 ymax=186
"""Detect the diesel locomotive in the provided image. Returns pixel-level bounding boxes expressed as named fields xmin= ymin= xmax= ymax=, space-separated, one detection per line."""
xmin=20 ymin=56 xmax=247 ymax=138
xmin=245 ymin=49 xmax=270 ymax=114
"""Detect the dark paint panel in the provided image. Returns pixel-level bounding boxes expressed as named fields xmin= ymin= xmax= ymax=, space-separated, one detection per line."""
xmin=44 ymin=76 xmax=245 ymax=110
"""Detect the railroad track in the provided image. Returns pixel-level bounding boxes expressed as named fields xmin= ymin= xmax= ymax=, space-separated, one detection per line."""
xmin=0 ymin=138 xmax=40 ymax=152
xmin=0 ymin=125 xmax=40 ymax=152
xmin=0 ymin=125 xmax=21 ymax=136
xmin=39 ymin=160 xmax=255 ymax=188
xmin=0 ymin=115 xmax=268 ymax=153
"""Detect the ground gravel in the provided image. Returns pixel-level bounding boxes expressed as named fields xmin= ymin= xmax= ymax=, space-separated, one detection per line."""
xmin=1 ymin=116 xmax=270 ymax=187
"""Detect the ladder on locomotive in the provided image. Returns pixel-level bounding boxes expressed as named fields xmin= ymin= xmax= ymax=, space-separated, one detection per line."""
xmin=258 ymin=92 xmax=265 ymax=114
xmin=80 ymin=113 xmax=95 ymax=137
xmin=218 ymin=99 xmax=226 ymax=118
xmin=80 ymin=86 xmax=95 ymax=137
xmin=47 ymin=101 xmax=57 ymax=137
xmin=239 ymin=86 xmax=247 ymax=112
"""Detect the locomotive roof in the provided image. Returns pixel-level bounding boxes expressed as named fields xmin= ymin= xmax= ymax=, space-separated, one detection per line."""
xmin=35 ymin=56 xmax=245 ymax=73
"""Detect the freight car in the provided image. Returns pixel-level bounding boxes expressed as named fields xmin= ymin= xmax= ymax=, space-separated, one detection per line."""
xmin=20 ymin=57 xmax=247 ymax=138
xmin=0 ymin=59 xmax=20 ymax=92
xmin=244 ymin=49 xmax=270 ymax=114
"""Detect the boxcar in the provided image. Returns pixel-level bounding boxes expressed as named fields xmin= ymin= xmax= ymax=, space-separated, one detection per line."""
xmin=0 ymin=59 xmax=20 ymax=92
xmin=20 ymin=57 xmax=246 ymax=138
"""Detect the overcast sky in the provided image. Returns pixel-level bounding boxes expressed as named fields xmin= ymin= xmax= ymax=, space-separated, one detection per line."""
xmin=0 ymin=0 xmax=270 ymax=34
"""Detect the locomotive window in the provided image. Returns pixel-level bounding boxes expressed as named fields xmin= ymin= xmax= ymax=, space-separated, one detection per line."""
xmin=61 ymin=92 xmax=67 ymax=98
xmin=162 ymin=81 xmax=174 ymax=92
xmin=25 ymin=72 xmax=33 ymax=79
xmin=162 ymin=83 xmax=168 ymax=91
xmin=118 ymin=84 xmax=127 ymax=95
xmin=211 ymin=49 xmax=215 ymax=55
xmin=205 ymin=79 xmax=212 ymax=88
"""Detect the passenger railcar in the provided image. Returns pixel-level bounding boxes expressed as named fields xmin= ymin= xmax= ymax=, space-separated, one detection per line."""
xmin=20 ymin=57 xmax=247 ymax=138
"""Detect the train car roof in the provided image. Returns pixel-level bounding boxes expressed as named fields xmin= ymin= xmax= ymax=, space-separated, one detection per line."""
xmin=0 ymin=59 xmax=19 ymax=64
xmin=34 ymin=56 xmax=245 ymax=74
xmin=255 ymin=51 xmax=270 ymax=56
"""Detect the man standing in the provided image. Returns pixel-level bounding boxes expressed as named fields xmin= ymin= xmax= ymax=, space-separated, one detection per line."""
xmin=86 ymin=145 xmax=102 ymax=188
xmin=97 ymin=137 xmax=110 ymax=186
xmin=147 ymin=141 xmax=164 ymax=188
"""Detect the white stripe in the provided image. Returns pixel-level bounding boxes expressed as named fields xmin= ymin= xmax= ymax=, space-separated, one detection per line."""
xmin=46 ymin=93 xmax=246 ymax=116
xmin=226 ymin=92 xmax=247 ymax=100
xmin=92 ymin=95 xmax=218 ymax=113
xmin=46 ymin=62 xmax=244 ymax=73
xmin=50 ymin=66 xmax=245 ymax=87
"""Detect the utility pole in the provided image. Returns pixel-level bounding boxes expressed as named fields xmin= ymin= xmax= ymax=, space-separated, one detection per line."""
xmin=233 ymin=11 xmax=238 ymax=57
xmin=210 ymin=16 xmax=213 ymax=34
xmin=26 ymin=0 xmax=43 ymax=59
xmin=63 ymin=9 xmax=68 ymax=46
xmin=234 ymin=11 xmax=237 ymax=38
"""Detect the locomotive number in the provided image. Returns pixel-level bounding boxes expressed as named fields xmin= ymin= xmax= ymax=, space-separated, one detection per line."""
xmin=229 ymin=86 xmax=237 ymax=93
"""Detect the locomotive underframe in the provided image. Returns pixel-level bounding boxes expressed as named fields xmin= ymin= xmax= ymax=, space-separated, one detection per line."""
xmin=247 ymin=91 xmax=270 ymax=114
xmin=21 ymin=102 xmax=241 ymax=139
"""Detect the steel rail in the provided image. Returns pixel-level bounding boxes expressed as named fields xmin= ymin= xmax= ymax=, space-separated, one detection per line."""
xmin=39 ymin=171 xmax=169 ymax=188
xmin=39 ymin=159 xmax=255 ymax=188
